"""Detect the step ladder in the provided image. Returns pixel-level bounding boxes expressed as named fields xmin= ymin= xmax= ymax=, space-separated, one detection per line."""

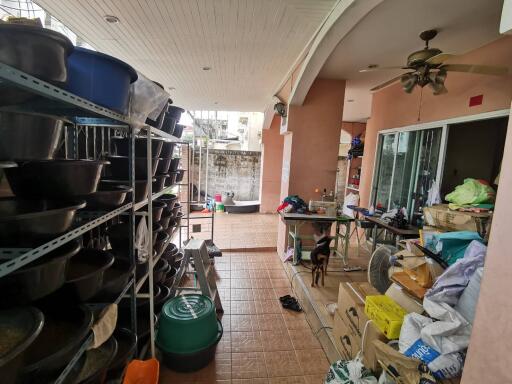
xmin=170 ymin=238 xmax=223 ymax=313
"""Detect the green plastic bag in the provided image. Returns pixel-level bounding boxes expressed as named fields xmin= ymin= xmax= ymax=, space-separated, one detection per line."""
xmin=445 ymin=178 xmax=495 ymax=206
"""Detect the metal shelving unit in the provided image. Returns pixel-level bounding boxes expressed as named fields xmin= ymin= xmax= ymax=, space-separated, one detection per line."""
xmin=0 ymin=62 xmax=181 ymax=381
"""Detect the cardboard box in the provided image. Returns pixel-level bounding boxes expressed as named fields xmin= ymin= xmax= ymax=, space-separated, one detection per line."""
xmin=333 ymin=310 xmax=388 ymax=372
xmin=337 ymin=282 xmax=378 ymax=338
xmin=423 ymin=204 xmax=492 ymax=233
xmin=385 ymin=283 xmax=424 ymax=314
xmin=333 ymin=310 xmax=360 ymax=361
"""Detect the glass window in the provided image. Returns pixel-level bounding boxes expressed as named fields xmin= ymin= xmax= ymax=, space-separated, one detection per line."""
xmin=373 ymin=134 xmax=397 ymax=210
xmin=389 ymin=131 xmax=419 ymax=211
xmin=372 ymin=127 xmax=442 ymax=220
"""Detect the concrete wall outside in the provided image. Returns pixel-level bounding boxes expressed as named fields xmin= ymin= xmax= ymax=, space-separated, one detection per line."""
xmin=260 ymin=115 xmax=284 ymax=213
xmin=359 ymin=36 xmax=512 ymax=207
xmin=191 ymin=149 xmax=261 ymax=201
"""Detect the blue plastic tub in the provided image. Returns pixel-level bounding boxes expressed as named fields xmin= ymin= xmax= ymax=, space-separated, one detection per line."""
xmin=66 ymin=47 xmax=137 ymax=114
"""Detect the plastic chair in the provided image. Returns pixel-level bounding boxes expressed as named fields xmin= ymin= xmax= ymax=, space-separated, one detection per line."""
xmin=123 ymin=358 xmax=159 ymax=384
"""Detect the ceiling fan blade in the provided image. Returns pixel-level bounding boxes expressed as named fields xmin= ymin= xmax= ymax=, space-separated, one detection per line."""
xmin=442 ymin=64 xmax=510 ymax=76
xmin=426 ymin=53 xmax=458 ymax=65
xmin=370 ymin=73 xmax=408 ymax=92
xmin=360 ymin=66 xmax=405 ymax=73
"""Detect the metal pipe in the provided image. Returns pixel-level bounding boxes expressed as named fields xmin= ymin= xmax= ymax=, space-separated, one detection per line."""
xmin=198 ymin=138 xmax=202 ymax=203
xmin=146 ymin=130 xmax=155 ymax=358
xmin=128 ymin=123 xmax=138 ymax=350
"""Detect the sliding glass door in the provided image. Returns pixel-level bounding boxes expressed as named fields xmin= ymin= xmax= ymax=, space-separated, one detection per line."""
xmin=372 ymin=127 xmax=442 ymax=221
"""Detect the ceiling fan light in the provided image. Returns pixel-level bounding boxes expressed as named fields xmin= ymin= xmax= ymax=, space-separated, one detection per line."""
xmin=401 ymin=73 xmax=417 ymax=93
xmin=429 ymin=81 xmax=447 ymax=95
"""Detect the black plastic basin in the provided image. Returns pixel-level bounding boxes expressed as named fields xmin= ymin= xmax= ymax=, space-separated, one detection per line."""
xmin=91 ymin=258 xmax=135 ymax=303
xmin=6 ymin=160 xmax=109 ymax=198
xmin=111 ymin=137 xmax=163 ymax=158
xmin=0 ymin=240 xmax=81 ymax=308
xmin=0 ymin=198 xmax=86 ymax=246
xmin=160 ymin=141 xmax=176 ymax=158
xmin=157 ymin=194 xmax=178 ymax=213
xmin=0 ymin=24 xmax=73 ymax=104
xmin=106 ymin=156 xmax=159 ymax=179
xmin=100 ymin=179 xmax=153 ymax=204
xmin=56 ymin=249 xmax=115 ymax=302
xmin=105 ymin=328 xmax=137 ymax=381
xmin=156 ymin=157 xmax=172 ymax=174
xmin=169 ymin=157 xmax=181 ymax=173
xmin=153 ymin=174 xmax=169 ymax=193
xmin=0 ymin=113 xmax=63 ymax=161
xmin=20 ymin=305 xmax=93 ymax=380
xmin=84 ymin=183 xmax=132 ymax=210
xmin=0 ymin=307 xmax=44 ymax=384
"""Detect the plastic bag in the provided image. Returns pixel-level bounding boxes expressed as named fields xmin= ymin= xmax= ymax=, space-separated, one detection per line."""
xmin=324 ymin=354 xmax=377 ymax=384
xmin=399 ymin=313 xmax=465 ymax=380
xmin=445 ymin=178 xmax=496 ymax=205
xmin=135 ymin=218 xmax=149 ymax=263
xmin=377 ymin=372 xmax=394 ymax=384
xmin=426 ymin=241 xmax=486 ymax=305
xmin=343 ymin=193 xmax=360 ymax=218
xmin=426 ymin=179 xmax=441 ymax=206
xmin=129 ymin=72 xmax=169 ymax=128
xmin=454 ymin=267 xmax=484 ymax=324
xmin=432 ymin=231 xmax=483 ymax=265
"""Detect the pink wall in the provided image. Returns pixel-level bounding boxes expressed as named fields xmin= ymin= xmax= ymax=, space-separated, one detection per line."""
xmin=359 ymin=36 xmax=512 ymax=207
xmin=462 ymin=101 xmax=512 ymax=381
xmin=286 ymin=78 xmax=346 ymax=199
xmin=259 ymin=115 xmax=284 ymax=213
xmin=277 ymin=78 xmax=346 ymax=255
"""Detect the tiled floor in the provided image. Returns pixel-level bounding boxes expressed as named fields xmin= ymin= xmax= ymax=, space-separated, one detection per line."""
xmin=183 ymin=213 xmax=278 ymax=251
xmin=159 ymin=251 xmax=330 ymax=383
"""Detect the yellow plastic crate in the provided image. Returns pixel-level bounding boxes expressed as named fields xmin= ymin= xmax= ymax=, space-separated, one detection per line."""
xmin=364 ymin=295 xmax=407 ymax=339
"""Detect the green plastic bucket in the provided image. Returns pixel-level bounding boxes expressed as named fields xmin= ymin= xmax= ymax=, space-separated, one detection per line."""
xmin=156 ymin=294 xmax=218 ymax=354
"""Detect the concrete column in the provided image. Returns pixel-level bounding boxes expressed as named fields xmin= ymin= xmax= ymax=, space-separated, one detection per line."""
xmin=276 ymin=78 xmax=346 ymax=255
xmin=259 ymin=115 xmax=284 ymax=213
xmin=461 ymin=104 xmax=512 ymax=383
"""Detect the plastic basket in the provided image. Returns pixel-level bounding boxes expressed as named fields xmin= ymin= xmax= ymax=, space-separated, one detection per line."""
xmin=364 ymin=295 xmax=407 ymax=339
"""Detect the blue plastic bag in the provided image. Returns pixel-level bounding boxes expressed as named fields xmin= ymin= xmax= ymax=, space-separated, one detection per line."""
xmin=432 ymin=231 xmax=483 ymax=265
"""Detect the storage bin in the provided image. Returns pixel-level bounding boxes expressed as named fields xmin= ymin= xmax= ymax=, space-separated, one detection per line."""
xmin=66 ymin=47 xmax=137 ymax=114
xmin=364 ymin=295 xmax=407 ymax=339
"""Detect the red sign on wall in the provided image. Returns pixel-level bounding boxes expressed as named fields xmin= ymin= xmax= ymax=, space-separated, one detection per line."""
xmin=469 ymin=94 xmax=484 ymax=107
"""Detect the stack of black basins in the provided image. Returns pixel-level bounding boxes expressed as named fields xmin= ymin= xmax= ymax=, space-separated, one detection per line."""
xmin=0 ymin=23 xmax=145 ymax=383
xmin=160 ymin=104 xmax=185 ymax=137
xmin=104 ymin=136 xmax=161 ymax=203
xmin=156 ymin=193 xmax=184 ymax=290
xmin=0 ymin=115 xmax=130 ymax=383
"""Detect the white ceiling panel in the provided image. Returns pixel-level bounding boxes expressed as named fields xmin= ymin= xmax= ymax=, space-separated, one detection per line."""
xmin=35 ymin=0 xmax=336 ymax=111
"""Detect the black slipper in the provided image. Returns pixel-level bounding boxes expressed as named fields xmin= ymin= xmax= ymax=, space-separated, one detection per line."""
xmin=282 ymin=300 xmax=302 ymax=312
xmin=279 ymin=295 xmax=293 ymax=302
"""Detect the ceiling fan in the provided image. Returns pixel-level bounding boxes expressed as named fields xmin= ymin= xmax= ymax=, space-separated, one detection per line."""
xmin=361 ymin=29 xmax=510 ymax=95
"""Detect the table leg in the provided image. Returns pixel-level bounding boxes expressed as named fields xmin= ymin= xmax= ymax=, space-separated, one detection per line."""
xmin=372 ymin=224 xmax=378 ymax=255
xmin=343 ymin=221 xmax=351 ymax=265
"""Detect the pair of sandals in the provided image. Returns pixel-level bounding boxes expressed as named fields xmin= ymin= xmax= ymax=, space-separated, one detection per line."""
xmin=279 ymin=295 xmax=302 ymax=312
